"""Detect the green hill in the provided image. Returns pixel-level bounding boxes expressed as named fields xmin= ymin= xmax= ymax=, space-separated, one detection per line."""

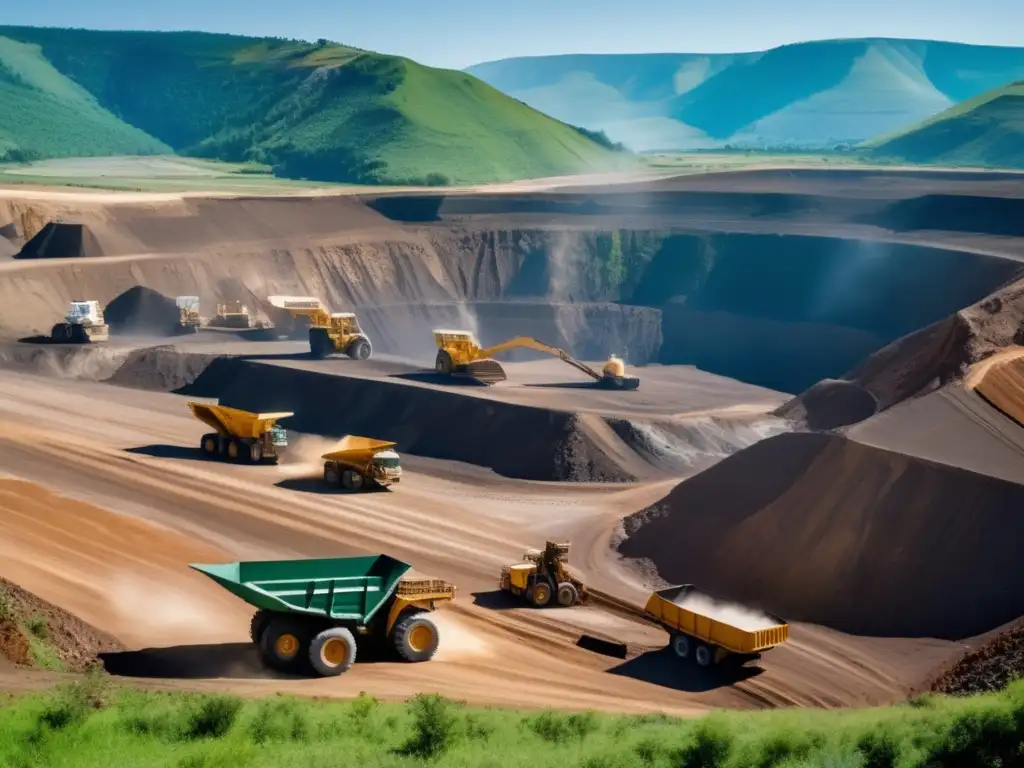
xmin=467 ymin=39 xmax=1024 ymax=152
xmin=865 ymin=81 xmax=1024 ymax=168
xmin=0 ymin=27 xmax=627 ymax=184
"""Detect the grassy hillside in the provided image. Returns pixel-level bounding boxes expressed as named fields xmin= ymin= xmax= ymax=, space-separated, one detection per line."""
xmin=4 ymin=676 xmax=1024 ymax=767
xmin=866 ymin=81 xmax=1024 ymax=168
xmin=0 ymin=36 xmax=169 ymax=160
xmin=0 ymin=27 xmax=627 ymax=184
xmin=467 ymin=39 xmax=1024 ymax=153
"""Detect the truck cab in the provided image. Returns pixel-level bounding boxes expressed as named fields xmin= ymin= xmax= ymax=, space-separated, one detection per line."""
xmin=370 ymin=448 xmax=402 ymax=485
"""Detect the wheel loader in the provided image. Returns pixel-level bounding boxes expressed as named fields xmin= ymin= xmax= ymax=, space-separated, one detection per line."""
xmin=432 ymin=330 xmax=640 ymax=389
xmin=174 ymin=296 xmax=201 ymax=334
xmin=266 ymin=295 xmax=372 ymax=360
xmin=499 ymin=541 xmax=588 ymax=607
xmin=322 ymin=436 xmax=402 ymax=491
xmin=188 ymin=402 xmax=293 ymax=464
xmin=50 ymin=300 xmax=109 ymax=343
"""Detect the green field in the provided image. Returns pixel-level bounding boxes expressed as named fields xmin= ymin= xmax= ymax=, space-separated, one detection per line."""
xmin=2 ymin=674 xmax=1023 ymax=767
xmin=866 ymin=81 xmax=1024 ymax=168
xmin=0 ymin=27 xmax=629 ymax=185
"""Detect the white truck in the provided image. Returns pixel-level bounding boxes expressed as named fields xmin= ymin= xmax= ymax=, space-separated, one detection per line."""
xmin=51 ymin=301 xmax=109 ymax=343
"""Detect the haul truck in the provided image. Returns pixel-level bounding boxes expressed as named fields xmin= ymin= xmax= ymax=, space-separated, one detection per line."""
xmin=322 ymin=436 xmax=402 ymax=491
xmin=50 ymin=300 xmax=109 ymax=343
xmin=174 ymin=296 xmax=201 ymax=334
xmin=188 ymin=402 xmax=292 ymax=464
xmin=190 ymin=554 xmax=456 ymax=676
xmin=432 ymin=330 xmax=639 ymax=389
xmin=266 ymin=295 xmax=372 ymax=360
xmin=501 ymin=540 xmax=789 ymax=668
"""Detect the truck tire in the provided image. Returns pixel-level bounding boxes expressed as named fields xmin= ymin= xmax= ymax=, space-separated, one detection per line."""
xmin=324 ymin=462 xmax=340 ymax=485
xmin=531 ymin=582 xmax=552 ymax=607
xmin=226 ymin=439 xmax=242 ymax=462
xmin=672 ymin=635 xmax=691 ymax=659
xmin=260 ymin=617 xmax=309 ymax=672
xmin=694 ymin=643 xmax=715 ymax=668
xmin=392 ymin=614 xmax=440 ymax=662
xmin=435 ymin=350 xmax=454 ymax=375
xmin=342 ymin=470 xmax=364 ymax=491
xmin=309 ymin=328 xmax=333 ymax=359
xmin=250 ymin=441 xmax=263 ymax=463
xmin=201 ymin=433 xmax=218 ymax=457
xmin=346 ymin=337 xmax=372 ymax=361
xmin=308 ymin=627 xmax=357 ymax=676
xmin=556 ymin=582 xmax=579 ymax=607
xmin=250 ymin=609 xmax=272 ymax=645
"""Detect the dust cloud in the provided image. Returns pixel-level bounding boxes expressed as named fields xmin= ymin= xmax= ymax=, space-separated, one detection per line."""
xmin=106 ymin=574 xmax=241 ymax=644
xmin=428 ymin=611 xmax=493 ymax=660
xmin=672 ymin=592 xmax=778 ymax=632
xmin=274 ymin=434 xmax=346 ymax=479
xmin=548 ymin=231 xmax=584 ymax=302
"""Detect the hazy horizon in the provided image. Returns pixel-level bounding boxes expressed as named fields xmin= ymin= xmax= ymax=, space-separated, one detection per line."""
xmin=3 ymin=0 xmax=1020 ymax=70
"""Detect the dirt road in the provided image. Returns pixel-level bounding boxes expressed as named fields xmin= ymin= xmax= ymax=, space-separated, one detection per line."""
xmin=0 ymin=368 xmax=959 ymax=712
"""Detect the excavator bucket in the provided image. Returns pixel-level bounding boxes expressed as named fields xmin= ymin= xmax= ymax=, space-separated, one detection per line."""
xmin=456 ymin=359 xmax=507 ymax=385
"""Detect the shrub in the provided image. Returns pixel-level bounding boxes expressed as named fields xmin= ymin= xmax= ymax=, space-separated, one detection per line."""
xmin=397 ymin=693 xmax=459 ymax=759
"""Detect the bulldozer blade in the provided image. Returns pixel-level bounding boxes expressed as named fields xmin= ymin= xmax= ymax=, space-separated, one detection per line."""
xmin=457 ymin=359 xmax=507 ymax=385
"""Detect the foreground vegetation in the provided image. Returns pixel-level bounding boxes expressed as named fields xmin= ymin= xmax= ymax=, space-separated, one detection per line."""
xmin=2 ymin=671 xmax=1024 ymax=767
xmin=0 ymin=27 xmax=628 ymax=185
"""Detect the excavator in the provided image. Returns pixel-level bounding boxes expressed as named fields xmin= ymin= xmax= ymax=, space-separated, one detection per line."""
xmin=432 ymin=329 xmax=640 ymax=389
xmin=266 ymin=295 xmax=372 ymax=360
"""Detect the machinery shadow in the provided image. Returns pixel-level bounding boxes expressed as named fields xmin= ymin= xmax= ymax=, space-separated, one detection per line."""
xmin=391 ymin=372 xmax=490 ymax=387
xmin=275 ymin=477 xmax=391 ymax=494
xmin=17 ymin=335 xmax=67 ymax=345
xmin=100 ymin=643 xmax=291 ymax=680
xmin=522 ymin=381 xmax=603 ymax=390
xmin=471 ymin=590 xmax=523 ymax=611
xmin=607 ymin=648 xmax=765 ymax=693
xmin=125 ymin=444 xmax=203 ymax=461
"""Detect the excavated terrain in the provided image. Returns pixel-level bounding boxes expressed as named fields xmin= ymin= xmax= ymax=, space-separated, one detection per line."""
xmin=2 ymin=168 xmax=1024 ymax=712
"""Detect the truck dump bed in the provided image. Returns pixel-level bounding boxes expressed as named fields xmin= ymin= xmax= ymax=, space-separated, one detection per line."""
xmin=644 ymin=585 xmax=788 ymax=654
xmin=188 ymin=402 xmax=293 ymax=438
xmin=190 ymin=554 xmax=454 ymax=623
xmin=322 ymin=436 xmax=397 ymax=462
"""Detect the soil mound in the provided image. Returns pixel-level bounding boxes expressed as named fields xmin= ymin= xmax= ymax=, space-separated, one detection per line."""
xmin=15 ymin=222 xmax=104 ymax=259
xmin=106 ymin=347 xmax=223 ymax=392
xmin=775 ymin=378 xmax=878 ymax=430
xmin=931 ymin=620 xmax=1024 ymax=696
xmin=617 ymin=431 xmax=1024 ymax=639
xmin=0 ymin=577 xmax=123 ymax=671
xmin=104 ymin=286 xmax=180 ymax=334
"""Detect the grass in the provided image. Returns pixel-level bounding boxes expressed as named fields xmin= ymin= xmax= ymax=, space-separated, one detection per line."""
xmin=0 ymin=27 xmax=629 ymax=185
xmin=0 ymin=584 xmax=64 ymax=673
xmin=865 ymin=82 xmax=1024 ymax=169
xmin=3 ymin=676 xmax=1024 ymax=767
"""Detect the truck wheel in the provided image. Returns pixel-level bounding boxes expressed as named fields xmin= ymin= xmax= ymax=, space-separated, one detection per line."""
xmin=347 ymin=338 xmax=371 ymax=360
xmin=260 ymin=618 xmax=309 ymax=672
xmin=556 ymin=582 xmax=579 ymax=607
xmin=250 ymin=609 xmax=272 ymax=645
xmin=226 ymin=439 xmax=242 ymax=462
xmin=672 ymin=635 xmax=691 ymax=659
xmin=309 ymin=328 xmax=333 ymax=359
xmin=250 ymin=441 xmax=263 ymax=463
xmin=324 ymin=462 xmax=340 ymax=485
xmin=531 ymin=582 xmax=552 ymax=607
xmin=309 ymin=627 xmax=357 ymax=676
xmin=201 ymin=433 xmax=218 ymax=457
xmin=342 ymin=470 xmax=364 ymax=491
xmin=393 ymin=614 xmax=440 ymax=662
xmin=435 ymin=350 xmax=453 ymax=375
xmin=694 ymin=643 xmax=715 ymax=668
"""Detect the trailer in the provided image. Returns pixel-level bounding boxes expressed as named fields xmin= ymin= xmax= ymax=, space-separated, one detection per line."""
xmin=188 ymin=402 xmax=292 ymax=464
xmin=191 ymin=554 xmax=456 ymax=676
xmin=644 ymin=585 xmax=789 ymax=668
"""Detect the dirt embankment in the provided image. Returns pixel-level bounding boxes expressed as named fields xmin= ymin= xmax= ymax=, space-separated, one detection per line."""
xmin=930 ymin=620 xmax=1024 ymax=696
xmin=617 ymin=431 xmax=1024 ymax=640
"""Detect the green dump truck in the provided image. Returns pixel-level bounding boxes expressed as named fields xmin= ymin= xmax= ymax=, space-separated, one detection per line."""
xmin=191 ymin=554 xmax=456 ymax=677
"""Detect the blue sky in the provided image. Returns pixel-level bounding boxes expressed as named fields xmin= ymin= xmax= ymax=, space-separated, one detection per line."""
xmin=4 ymin=0 xmax=1020 ymax=69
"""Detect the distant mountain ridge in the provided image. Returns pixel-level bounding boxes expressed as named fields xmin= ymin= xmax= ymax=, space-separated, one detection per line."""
xmin=466 ymin=39 xmax=1024 ymax=152
xmin=0 ymin=26 xmax=627 ymax=184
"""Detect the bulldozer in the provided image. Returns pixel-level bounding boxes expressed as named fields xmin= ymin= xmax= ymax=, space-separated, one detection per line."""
xmin=499 ymin=541 xmax=587 ymax=608
xmin=266 ymin=295 xmax=372 ymax=360
xmin=174 ymin=296 xmax=201 ymax=334
xmin=209 ymin=300 xmax=253 ymax=329
xmin=432 ymin=330 xmax=640 ymax=389
xmin=50 ymin=300 xmax=109 ymax=343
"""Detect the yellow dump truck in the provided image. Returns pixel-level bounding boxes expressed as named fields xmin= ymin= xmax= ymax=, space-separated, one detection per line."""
xmin=322 ymin=436 xmax=402 ymax=491
xmin=432 ymin=330 xmax=639 ymax=389
xmin=175 ymin=296 xmax=201 ymax=334
xmin=499 ymin=541 xmax=587 ymax=607
xmin=51 ymin=301 xmax=109 ymax=343
xmin=266 ymin=295 xmax=372 ymax=360
xmin=188 ymin=402 xmax=293 ymax=464
xmin=644 ymin=585 xmax=789 ymax=668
